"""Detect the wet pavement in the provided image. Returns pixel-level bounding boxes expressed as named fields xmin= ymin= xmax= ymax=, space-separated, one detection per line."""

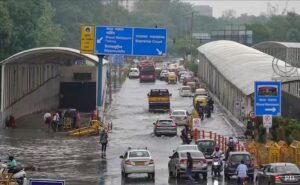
xmin=0 ymin=77 xmax=253 ymax=185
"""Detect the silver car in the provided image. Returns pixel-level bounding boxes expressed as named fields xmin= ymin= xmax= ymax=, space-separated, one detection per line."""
xmin=168 ymin=150 xmax=208 ymax=179
xmin=120 ymin=147 xmax=155 ymax=179
xmin=153 ymin=119 xmax=177 ymax=136
xmin=170 ymin=109 xmax=188 ymax=126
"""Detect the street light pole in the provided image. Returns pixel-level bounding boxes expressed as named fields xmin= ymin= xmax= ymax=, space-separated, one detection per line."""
xmin=190 ymin=11 xmax=194 ymax=58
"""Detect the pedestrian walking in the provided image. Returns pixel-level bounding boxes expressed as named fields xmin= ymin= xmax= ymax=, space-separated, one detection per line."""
xmin=100 ymin=130 xmax=108 ymax=153
xmin=43 ymin=112 xmax=51 ymax=132
xmin=75 ymin=111 xmax=81 ymax=129
xmin=186 ymin=152 xmax=196 ymax=182
xmin=52 ymin=112 xmax=60 ymax=131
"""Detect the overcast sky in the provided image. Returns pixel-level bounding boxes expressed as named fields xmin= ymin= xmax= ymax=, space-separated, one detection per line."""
xmin=184 ymin=0 xmax=300 ymax=17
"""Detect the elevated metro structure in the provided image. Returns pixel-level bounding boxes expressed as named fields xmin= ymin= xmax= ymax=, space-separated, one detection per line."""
xmin=0 ymin=47 xmax=108 ymax=127
xmin=197 ymin=40 xmax=300 ymax=121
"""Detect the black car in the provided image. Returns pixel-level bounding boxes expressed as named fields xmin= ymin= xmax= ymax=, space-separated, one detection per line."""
xmin=256 ymin=163 xmax=300 ymax=185
xmin=224 ymin=151 xmax=255 ymax=180
xmin=195 ymin=139 xmax=216 ymax=160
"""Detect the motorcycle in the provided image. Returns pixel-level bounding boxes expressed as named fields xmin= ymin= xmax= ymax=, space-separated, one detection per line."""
xmin=0 ymin=162 xmax=27 ymax=185
xmin=211 ymin=156 xmax=223 ymax=177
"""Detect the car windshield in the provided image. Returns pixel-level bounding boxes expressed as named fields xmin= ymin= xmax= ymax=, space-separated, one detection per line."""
xmin=182 ymin=87 xmax=191 ymax=90
xmin=150 ymin=90 xmax=169 ymax=96
xmin=177 ymin=145 xmax=198 ymax=151
xmin=180 ymin=152 xmax=204 ymax=158
xmin=197 ymin=141 xmax=214 ymax=148
xmin=275 ymin=165 xmax=300 ymax=173
xmin=231 ymin=154 xmax=251 ymax=162
xmin=129 ymin=151 xmax=150 ymax=158
xmin=172 ymin=111 xmax=186 ymax=116
xmin=159 ymin=120 xmax=173 ymax=125
xmin=130 ymin=69 xmax=138 ymax=72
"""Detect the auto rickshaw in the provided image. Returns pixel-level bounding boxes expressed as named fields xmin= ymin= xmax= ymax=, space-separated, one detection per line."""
xmin=167 ymin=72 xmax=177 ymax=84
xmin=193 ymin=95 xmax=208 ymax=109
xmin=187 ymin=81 xmax=197 ymax=93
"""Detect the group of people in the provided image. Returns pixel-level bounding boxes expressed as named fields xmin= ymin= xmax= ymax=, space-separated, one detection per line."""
xmin=183 ymin=134 xmax=249 ymax=184
xmin=5 ymin=115 xmax=16 ymax=129
xmin=43 ymin=110 xmax=81 ymax=132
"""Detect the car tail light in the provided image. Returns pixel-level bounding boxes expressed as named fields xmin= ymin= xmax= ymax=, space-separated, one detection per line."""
xmin=172 ymin=124 xmax=177 ymax=128
xmin=149 ymin=159 xmax=154 ymax=164
xmin=275 ymin=176 xmax=281 ymax=183
xmin=201 ymin=159 xmax=207 ymax=163
xmin=125 ymin=160 xmax=132 ymax=165
xmin=155 ymin=124 xmax=160 ymax=128
xmin=180 ymin=159 xmax=187 ymax=164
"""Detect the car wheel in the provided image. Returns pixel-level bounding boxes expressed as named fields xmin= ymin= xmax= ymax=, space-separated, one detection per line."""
xmin=202 ymin=172 xmax=207 ymax=180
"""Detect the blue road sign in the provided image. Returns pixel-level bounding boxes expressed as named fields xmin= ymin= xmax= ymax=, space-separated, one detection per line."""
xmin=133 ymin=28 xmax=167 ymax=56
xmin=254 ymin=81 xmax=281 ymax=116
xmin=29 ymin=179 xmax=65 ymax=185
xmin=95 ymin=26 xmax=167 ymax=56
xmin=95 ymin=26 xmax=133 ymax=55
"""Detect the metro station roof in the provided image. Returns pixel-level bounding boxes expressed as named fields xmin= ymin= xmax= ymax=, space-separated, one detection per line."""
xmin=0 ymin=47 xmax=106 ymax=65
xmin=253 ymin=41 xmax=300 ymax=49
xmin=197 ymin=40 xmax=298 ymax=96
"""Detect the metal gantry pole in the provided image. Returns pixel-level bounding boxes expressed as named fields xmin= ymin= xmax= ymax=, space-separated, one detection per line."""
xmin=97 ymin=55 xmax=104 ymax=121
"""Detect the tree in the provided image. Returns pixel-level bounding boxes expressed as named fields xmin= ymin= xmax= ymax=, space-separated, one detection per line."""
xmin=0 ymin=1 xmax=13 ymax=59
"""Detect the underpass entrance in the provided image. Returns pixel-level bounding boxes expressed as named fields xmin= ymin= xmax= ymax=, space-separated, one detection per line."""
xmin=59 ymin=82 xmax=96 ymax=112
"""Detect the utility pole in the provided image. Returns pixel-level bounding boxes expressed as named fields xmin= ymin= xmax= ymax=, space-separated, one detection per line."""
xmin=190 ymin=11 xmax=194 ymax=58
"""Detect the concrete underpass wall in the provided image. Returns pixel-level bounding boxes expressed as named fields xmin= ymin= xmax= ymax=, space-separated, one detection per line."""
xmin=2 ymin=77 xmax=60 ymax=125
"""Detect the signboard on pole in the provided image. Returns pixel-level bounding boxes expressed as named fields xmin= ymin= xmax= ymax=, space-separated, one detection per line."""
xmin=263 ymin=115 xmax=272 ymax=128
xmin=192 ymin=118 xmax=201 ymax=131
xmin=95 ymin=26 xmax=167 ymax=56
xmin=29 ymin=179 xmax=65 ymax=185
xmin=254 ymin=81 xmax=281 ymax=116
xmin=80 ymin=25 xmax=95 ymax=54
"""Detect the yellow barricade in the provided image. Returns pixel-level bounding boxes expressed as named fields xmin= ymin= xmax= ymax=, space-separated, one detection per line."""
xmin=265 ymin=141 xmax=280 ymax=163
xmin=278 ymin=140 xmax=291 ymax=162
xmin=290 ymin=140 xmax=300 ymax=167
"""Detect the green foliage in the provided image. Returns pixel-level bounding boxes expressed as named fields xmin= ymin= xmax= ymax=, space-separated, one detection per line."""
xmin=2 ymin=0 xmax=300 ymax=60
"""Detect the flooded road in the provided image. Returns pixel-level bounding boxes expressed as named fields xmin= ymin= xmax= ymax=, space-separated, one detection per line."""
xmin=0 ymin=76 xmax=252 ymax=185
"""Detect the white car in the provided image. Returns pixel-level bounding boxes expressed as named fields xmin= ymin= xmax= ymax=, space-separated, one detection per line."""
xmin=160 ymin=70 xmax=169 ymax=80
xmin=170 ymin=109 xmax=189 ymax=126
xmin=120 ymin=147 xmax=155 ymax=179
xmin=179 ymin=86 xmax=192 ymax=97
xmin=128 ymin=68 xmax=140 ymax=79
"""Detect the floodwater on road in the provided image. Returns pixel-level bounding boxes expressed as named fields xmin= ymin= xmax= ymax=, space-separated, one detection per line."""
xmin=0 ymin=77 xmax=251 ymax=185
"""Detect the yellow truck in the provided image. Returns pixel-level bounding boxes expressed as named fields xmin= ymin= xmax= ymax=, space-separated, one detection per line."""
xmin=147 ymin=89 xmax=172 ymax=112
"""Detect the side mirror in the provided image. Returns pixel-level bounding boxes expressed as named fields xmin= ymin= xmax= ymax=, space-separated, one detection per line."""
xmin=170 ymin=93 xmax=172 ymax=97
xmin=119 ymin=155 xmax=124 ymax=159
xmin=153 ymin=123 xmax=156 ymax=125
xmin=147 ymin=93 xmax=149 ymax=97
xmin=169 ymin=156 xmax=172 ymax=159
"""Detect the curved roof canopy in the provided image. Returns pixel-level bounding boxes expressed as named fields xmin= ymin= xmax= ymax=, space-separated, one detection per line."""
xmin=197 ymin=40 xmax=295 ymax=95
xmin=0 ymin=47 xmax=101 ymax=65
xmin=253 ymin=41 xmax=300 ymax=49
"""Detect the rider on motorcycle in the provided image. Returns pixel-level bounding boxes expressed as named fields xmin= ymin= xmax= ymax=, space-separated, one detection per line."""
xmin=7 ymin=156 xmax=17 ymax=174
xmin=225 ymin=137 xmax=235 ymax=160
xmin=211 ymin=146 xmax=223 ymax=174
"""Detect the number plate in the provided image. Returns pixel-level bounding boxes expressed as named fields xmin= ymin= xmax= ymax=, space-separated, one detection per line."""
xmin=285 ymin=175 xmax=295 ymax=181
xmin=135 ymin=161 xmax=145 ymax=166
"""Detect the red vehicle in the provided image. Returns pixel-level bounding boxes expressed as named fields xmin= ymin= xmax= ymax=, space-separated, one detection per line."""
xmin=138 ymin=61 xmax=156 ymax=83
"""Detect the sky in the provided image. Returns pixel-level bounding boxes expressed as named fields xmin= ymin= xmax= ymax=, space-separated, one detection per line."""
xmin=183 ymin=0 xmax=300 ymax=17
